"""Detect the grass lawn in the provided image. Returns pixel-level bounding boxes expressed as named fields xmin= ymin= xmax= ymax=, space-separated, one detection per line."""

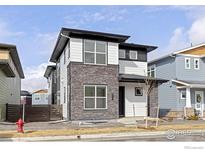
xmin=1 ymin=123 xmax=205 ymax=138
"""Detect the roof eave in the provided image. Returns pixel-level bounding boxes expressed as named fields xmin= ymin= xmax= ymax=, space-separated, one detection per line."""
xmin=49 ymin=28 xmax=131 ymax=63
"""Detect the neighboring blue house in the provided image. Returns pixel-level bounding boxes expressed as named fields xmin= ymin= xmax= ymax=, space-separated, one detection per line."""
xmin=148 ymin=43 xmax=205 ymax=118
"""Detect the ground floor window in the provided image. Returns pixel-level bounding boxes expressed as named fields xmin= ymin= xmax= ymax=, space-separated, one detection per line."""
xmin=180 ymin=90 xmax=186 ymax=99
xmin=135 ymin=87 xmax=143 ymax=96
xmin=84 ymin=85 xmax=107 ymax=109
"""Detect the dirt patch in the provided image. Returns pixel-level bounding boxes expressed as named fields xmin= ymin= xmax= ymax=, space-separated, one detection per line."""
xmin=1 ymin=123 xmax=205 ymax=138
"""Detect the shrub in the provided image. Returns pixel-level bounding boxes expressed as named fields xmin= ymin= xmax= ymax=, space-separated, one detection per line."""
xmin=187 ymin=115 xmax=199 ymax=120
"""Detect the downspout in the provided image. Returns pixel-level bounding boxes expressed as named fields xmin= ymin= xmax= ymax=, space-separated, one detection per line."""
xmin=60 ymin=32 xmax=71 ymax=121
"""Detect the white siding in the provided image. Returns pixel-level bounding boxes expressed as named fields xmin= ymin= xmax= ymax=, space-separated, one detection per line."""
xmin=59 ymin=44 xmax=69 ymax=119
xmin=108 ymin=42 xmax=119 ymax=65
xmin=119 ymin=60 xmax=147 ymax=76
xmin=120 ymin=82 xmax=147 ymax=117
xmin=70 ymin=38 xmax=83 ymax=62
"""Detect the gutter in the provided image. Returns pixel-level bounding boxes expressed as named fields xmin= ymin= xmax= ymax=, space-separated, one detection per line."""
xmin=60 ymin=33 xmax=70 ymax=39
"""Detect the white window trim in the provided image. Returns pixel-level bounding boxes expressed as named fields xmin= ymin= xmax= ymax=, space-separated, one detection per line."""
xmin=148 ymin=64 xmax=156 ymax=77
xmin=84 ymin=39 xmax=107 ymax=66
xmin=129 ymin=50 xmax=138 ymax=60
xmin=185 ymin=58 xmax=191 ymax=69
xmin=194 ymin=58 xmax=200 ymax=70
xmin=180 ymin=90 xmax=186 ymax=99
xmin=84 ymin=85 xmax=107 ymax=110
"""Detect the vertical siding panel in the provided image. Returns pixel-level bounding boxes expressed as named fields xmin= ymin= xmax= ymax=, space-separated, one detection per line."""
xmin=70 ymin=38 xmax=83 ymax=62
xmin=108 ymin=42 xmax=118 ymax=65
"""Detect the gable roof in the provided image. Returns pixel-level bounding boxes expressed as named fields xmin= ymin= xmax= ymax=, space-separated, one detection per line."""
xmin=33 ymin=89 xmax=48 ymax=94
xmin=119 ymin=42 xmax=157 ymax=52
xmin=50 ymin=27 xmax=130 ymax=62
xmin=44 ymin=65 xmax=56 ymax=79
xmin=149 ymin=43 xmax=205 ymax=64
xmin=172 ymin=79 xmax=205 ymax=88
xmin=0 ymin=43 xmax=24 ymax=78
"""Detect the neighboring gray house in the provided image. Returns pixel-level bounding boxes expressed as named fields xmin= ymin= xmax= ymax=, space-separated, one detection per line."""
xmin=0 ymin=43 xmax=24 ymax=121
xmin=148 ymin=43 xmax=205 ymax=118
xmin=44 ymin=65 xmax=57 ymax=105
xmin=47 ymin=27 xmax=165 ymax=121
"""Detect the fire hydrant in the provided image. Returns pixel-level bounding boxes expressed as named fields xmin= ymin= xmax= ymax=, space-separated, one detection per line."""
xmin=16 ymin=118 xmax=24 ymax=133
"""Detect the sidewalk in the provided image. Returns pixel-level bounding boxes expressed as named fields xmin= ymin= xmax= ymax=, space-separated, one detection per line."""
xmin=1 ymin=121 xmax=205 ymax=140
xmin=1 ymin=129 xmax=205 ymax=142
xmin=0 ymin=131 xmax=167 ymax=141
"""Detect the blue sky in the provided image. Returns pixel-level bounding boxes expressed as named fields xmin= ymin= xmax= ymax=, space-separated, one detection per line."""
xmin=0 ymin=6 xmax=205 ymax=91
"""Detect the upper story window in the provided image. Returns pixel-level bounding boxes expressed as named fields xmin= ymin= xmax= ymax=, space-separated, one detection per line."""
xmin=185 ymin=58 xmax=191 ymax=69
xmin=129 ymin=50 xmax=138 ymax=60
xmin=119 ymin=49 xmax=126 ymax=59
xmin=194 ymin=58 xmax=200 ymax=70
xmin=84 ymin=40 xmax=107 ymax=65
xmin=148 ymin=65 xmax=156 ymax=78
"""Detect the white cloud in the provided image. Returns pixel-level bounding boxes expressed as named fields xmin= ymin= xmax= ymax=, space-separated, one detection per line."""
xmin=188 ymin=17 xmax=205 ymax=45
xmin=166 ymin=27 xmax=188 ymax=52
xmin=64 ymin=7 xmax=128 ymax=27
xmin=21 ymin=63 xmax=50 ymax=92
xmin=0 ymin=20 xmax=24 ymax=41
xmin=150 ymin=7 xmax=205 ymax=61
xmin=28 ymin=32 xmax=58 ymax=56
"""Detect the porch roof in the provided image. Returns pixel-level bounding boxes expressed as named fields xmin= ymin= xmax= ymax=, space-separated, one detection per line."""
xmin=172 ymin=79 xmax=205 ymax=88
xmin=119 ymin=74 xmax=168 ymax=83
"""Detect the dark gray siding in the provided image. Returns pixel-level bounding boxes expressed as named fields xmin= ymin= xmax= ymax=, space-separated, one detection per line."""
xmin=119 ymin=49 xmax=147 ymax=62
xmin=138 ymin=50 xmax=147 ymax=62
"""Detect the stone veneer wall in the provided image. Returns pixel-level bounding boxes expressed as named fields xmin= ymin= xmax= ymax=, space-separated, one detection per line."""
xmin=68 ymin=62 xmax=119 ymax=121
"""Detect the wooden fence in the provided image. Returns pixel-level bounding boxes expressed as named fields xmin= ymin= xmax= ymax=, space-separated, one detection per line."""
xmin=6 ymin=104 xmax=62 ymax=122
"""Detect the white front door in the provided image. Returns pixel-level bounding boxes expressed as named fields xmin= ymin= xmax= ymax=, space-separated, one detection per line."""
xmin=195 ymin=91 xmax=204 ymax=117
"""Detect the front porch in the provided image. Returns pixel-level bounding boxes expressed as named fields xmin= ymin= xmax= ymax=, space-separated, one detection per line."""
xmin=173 ymin=79 xmax=205 ymax=118
xmin=118 ymin=74 xmax=168 ymax=118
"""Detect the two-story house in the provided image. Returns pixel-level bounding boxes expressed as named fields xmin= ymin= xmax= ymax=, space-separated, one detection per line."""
xmin=0 ymin=43 xmax=24 ymax=121
xmin=47 ymin=28 xmax=165 ymax=121
xmin=44 ymin=65 xmax=57 ymax=104
xmin=149 ymin=43 xmax=205 ymax=118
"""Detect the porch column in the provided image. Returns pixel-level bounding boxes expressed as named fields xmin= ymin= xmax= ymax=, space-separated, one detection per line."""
xmin=186 ymin=87 xmax=191 ymax=108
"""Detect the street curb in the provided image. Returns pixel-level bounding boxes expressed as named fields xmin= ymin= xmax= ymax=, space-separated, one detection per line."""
xmin=1 ymin=129 xmax=205 ymax=141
